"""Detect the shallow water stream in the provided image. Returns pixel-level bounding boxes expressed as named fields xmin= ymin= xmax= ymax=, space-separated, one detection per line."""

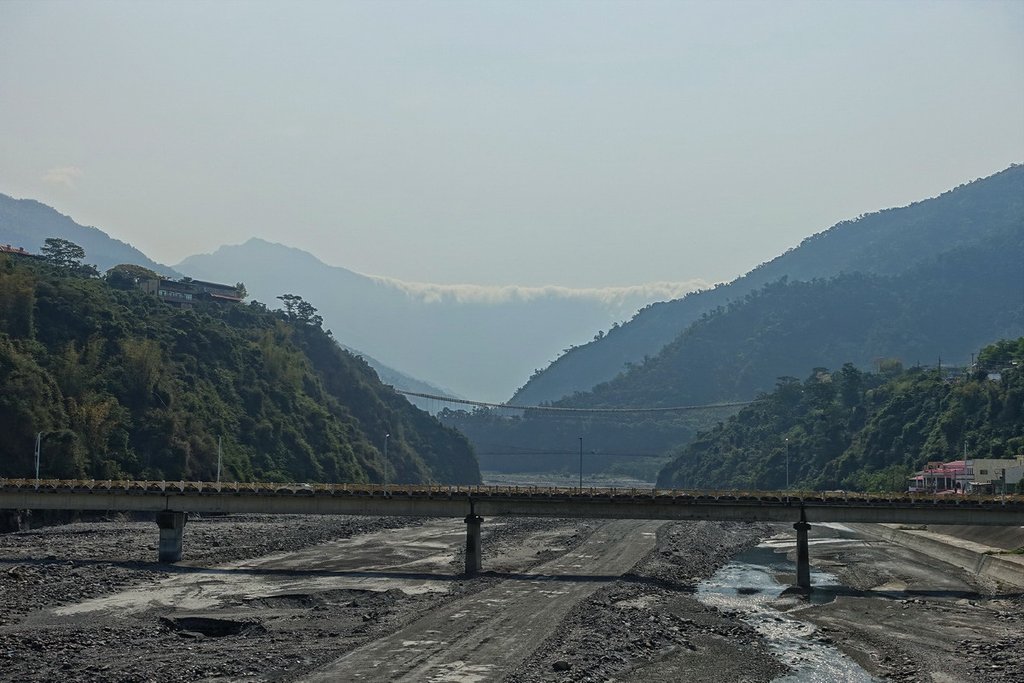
xmin=697 ymin=540 xmax=879 ymax=682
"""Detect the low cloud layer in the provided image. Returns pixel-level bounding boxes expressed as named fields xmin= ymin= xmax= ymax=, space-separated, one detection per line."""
xmin=41 ymin=166 xmax=84 ymax=189
xmin=369 ymin=276 xmax=710 ymax=310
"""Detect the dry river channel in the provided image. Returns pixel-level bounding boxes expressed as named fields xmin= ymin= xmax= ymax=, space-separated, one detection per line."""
xmin=1 ymin=513 xmax=1022 ymax=682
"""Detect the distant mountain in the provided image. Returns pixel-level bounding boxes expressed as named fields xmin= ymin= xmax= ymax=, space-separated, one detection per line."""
xmin=176 ymin=239 xmax=697 ymax=402
xmin=0 ymin=193 xmax=179 ymax=275
xmin=513 ymin=165 xmax=1024 ymax=405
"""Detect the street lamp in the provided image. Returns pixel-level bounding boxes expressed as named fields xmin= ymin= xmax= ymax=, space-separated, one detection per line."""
xmin=35 ymin=432 xmax=42 ymax=488
xmin=383 ymin=432 xmax=390 ymax=493
xmin=785 ymin=437 xmax=790 ymax=489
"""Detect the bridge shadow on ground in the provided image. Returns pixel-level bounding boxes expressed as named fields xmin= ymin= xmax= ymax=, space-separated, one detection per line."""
xmin=4 ymin=557 xmax=1018 ymax=602
xmin=0 ymin=556 xmax=692 ymax=593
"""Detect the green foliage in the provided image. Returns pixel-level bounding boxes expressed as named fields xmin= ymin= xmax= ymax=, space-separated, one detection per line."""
xmin=105 ymin=263 xmax=160 ymax=290
xmin=560 ymin=220 xmax=1022 ymax=413
xmin=0 ymin=256 xmax=480 ymax=484
xmin=41 ymin=238 xmax=85 ymax=268
xmin=514 ymin=165 xmax=1024 ymax=407
xmin=656 ymin=341 xmax=1024 ymax=491
xmin=441 ymin=407 xmax=730 ymax=478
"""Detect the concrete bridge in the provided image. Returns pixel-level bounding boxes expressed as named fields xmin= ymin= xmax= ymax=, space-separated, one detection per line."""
xmin=4 ymin=478 xmax=1023 ymax=589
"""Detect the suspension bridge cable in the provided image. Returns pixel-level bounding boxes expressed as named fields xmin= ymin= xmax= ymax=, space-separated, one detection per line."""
xmin=395 ymin=389 xmax=755 ymax=414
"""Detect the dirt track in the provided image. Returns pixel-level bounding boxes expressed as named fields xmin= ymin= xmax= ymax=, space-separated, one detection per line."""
xmin=0 ymin=514 xmax=1020 ymax=681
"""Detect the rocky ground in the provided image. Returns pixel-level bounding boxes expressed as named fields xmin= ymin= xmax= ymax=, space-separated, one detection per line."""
xmin=776 ymin=524 xmax=1024 ymax=683
xmin=0 ymin=514 xmax=1019 ymax=681
xmin=506 ymin=521 xmax=787 ymax=683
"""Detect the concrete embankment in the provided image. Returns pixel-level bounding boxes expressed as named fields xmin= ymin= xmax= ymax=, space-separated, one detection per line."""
xmin=849 ymin=523 xmax=1024 ymax=588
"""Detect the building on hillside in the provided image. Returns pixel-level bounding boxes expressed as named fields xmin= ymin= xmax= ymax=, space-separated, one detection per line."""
xmin=188 ymin=279 xmax=245 ymax=303
xmin=907 ymin=456 xmax=1024 ymax=493
xmin=0 ymin=244 xmax=42 ymax=259
xmin=140 ymin=277 xmax=243 ymax=308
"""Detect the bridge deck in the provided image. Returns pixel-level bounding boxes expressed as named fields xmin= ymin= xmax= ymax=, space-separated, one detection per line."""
xmin=3 ymin=479 xmax=1022 ymax=526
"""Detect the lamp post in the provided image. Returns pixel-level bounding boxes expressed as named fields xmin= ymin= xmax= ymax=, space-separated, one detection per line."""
xmin=785 ymin=437 xmax=790 ymax=489
xmin=35 ymin=432 xmax=42 ymax=489
xmin=216 ymin=436 xmax=223 ymax=484
xmin=383 ymin=432 xmax=390 ymax=493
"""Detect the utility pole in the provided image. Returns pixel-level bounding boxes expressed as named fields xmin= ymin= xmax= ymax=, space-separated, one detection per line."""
xmin=384 ymin=432 xmax=390 ymax=493
xmin=216 ymin=436 xmax=223 ymax=484
xmin=579 ymin=436 xmax=583 ymax=490
xmin=34 ymin=432 xmax=41 ymax=489
xmin=785 ymin=437 xmax=790 ymax=489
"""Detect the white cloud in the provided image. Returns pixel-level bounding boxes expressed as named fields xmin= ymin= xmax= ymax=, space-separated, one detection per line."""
xmin=41 ymin=166 xmax=84 ymax=189
xmin=368 ymin=276 xmax=711 ymax=310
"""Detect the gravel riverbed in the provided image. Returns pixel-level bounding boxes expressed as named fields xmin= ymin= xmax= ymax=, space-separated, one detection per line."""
xmin=1 ymin=514 xmax=1019 ymax=681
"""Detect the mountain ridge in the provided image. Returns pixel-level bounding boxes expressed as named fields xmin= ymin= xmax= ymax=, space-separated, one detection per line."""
xmin=0 ymin=193 xmax=180 ymax=276
xmin=512 ymin=164 xmax=1024 ymax=405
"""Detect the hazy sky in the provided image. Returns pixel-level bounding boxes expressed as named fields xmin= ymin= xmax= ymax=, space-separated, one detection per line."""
xmin=1 ymin=0 xmax=1022 ymax=288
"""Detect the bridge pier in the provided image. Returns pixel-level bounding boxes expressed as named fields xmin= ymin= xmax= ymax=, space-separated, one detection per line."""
xmin=464 ymin=513 xmax=483 ymax=574
xmin=157 ymin=511 xmax=187 ymax=563
xmin=793 ymin=519 xmax=811 ymax=589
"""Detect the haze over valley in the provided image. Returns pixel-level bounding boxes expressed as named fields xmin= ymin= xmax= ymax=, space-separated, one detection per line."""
xmin=2 ymin=3 xmax=1024 ymax=681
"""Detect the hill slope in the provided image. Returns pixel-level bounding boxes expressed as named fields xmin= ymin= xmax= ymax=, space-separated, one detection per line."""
xmin=563 ymin=225 xmax=1023 ymax=410
xmin=656 ymin=339 xmax=1024 ymax=491
xmin=513 ymin=165 xmax=1024 ymax=405
xmin=0 ymin=254 xmax=479 ymax=484
xmin=0 ymin=193 xmax=179 ymax=275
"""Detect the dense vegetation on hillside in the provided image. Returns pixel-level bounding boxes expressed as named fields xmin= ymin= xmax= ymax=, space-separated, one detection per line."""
xmin=656 ymin=339 xmax=1024 ymax=491
xmin=513 ymin=164 xmax=1024 ymax=405
xmin=562 ymin=224 xmax=1023 ymax=410
xmin=440 ymin=406 xmax=734 ymax=481
xmin=0 ymin=254 xmax=479 ymax=484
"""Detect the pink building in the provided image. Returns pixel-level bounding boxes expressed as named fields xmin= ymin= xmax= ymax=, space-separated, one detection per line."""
xmin=907 ymin=460 xmax=967 ymax=493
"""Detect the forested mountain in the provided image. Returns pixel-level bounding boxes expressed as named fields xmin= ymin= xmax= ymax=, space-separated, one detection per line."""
xmin=513 ymin=165 xmax=1024 ymax=405
xmin=563 ymin=223 xmax=1022 ymax=410
xmin=0 ymin=253 xmax=479 ymax=484
xmin=457 ymin=174 xmax=1022 ymax=477
xmin=656 ymin=339 xmax=1024 ymax=491
xmin=0 ymin=193 xmax=178 ymax=276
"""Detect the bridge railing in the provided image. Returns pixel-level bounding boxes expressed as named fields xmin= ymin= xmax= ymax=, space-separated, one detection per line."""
xmin=1 ymin=478 xmax=1020 ymax=506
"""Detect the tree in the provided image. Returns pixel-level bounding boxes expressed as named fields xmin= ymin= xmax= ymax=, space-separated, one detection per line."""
xmin=41 ymin=238 xmax=86 ymax=269
xmin=277 ymin=293 xmax=322 ymax=327
xmin=277 ymin=293 xmax=301 ymax=317
xmin=105 ymin=264 xmax=159 ymax=290
xmin=295 ymin=300 xmax=323 ymax=328
xmin=838 ymin=363 xmax=864 ymax=408
xmin=235 ymin=282 xmax=247 ymax=299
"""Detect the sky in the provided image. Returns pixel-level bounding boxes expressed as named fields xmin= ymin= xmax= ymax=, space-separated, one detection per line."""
xmin=1 ymin=0 xmax=1022 ymax=289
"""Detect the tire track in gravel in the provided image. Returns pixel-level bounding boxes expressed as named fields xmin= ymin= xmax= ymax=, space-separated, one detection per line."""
xmin=302 ymin=519 xmax=664 ymax=682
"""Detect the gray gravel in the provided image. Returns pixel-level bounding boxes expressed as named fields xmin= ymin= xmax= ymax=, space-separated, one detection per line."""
xmin=507 ymin=520 xmax=786 ymax=683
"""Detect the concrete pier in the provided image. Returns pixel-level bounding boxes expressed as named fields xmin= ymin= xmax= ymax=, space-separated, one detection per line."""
xmin=794 ymin=519 xmax=811 ymax=589
xmin=464 ymin=513 xmax=483 ymax=574
xmin=157 ymin=511 xmax=186 ymax=563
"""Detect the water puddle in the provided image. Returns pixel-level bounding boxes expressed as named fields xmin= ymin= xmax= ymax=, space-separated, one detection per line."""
xmin=698 ymin=543 xmax=878 ymax=682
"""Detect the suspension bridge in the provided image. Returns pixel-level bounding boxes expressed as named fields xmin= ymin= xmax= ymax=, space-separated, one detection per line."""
xmin=395 ymin=389 xmax=755 ymax=414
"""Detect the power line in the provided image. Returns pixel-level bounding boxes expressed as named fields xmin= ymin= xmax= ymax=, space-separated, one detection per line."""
xmin=396 ymin=389 xmax=754 ymax=414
